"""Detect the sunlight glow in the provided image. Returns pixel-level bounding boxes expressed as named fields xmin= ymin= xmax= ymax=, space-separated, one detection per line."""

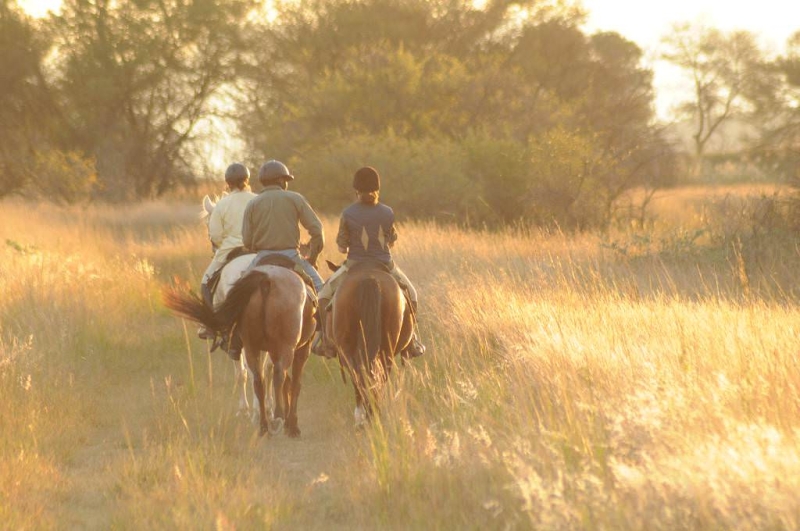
xmin=580 ymin=0 xmax=800 ymax=120
xmin=18 ymin=0 xmax=61 ymax=17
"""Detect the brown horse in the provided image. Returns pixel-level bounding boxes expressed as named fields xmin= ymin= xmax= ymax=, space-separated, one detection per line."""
xmin=163 ymin=264 xmax=315 ymax=437
xmin=324 ymin=261 xmax=414 ymax=427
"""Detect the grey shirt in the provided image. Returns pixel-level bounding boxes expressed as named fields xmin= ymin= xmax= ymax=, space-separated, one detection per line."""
xmin=242 ymin=185 xmax=324 ymax=256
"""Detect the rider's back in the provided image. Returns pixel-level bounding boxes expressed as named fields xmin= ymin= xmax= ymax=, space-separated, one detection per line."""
xmin=337 ymin=201 xmax=397 ymax=264
xmin=209 ymin=189 xmax=257 ymax=257
xmin=243 ymin=185 xmax=322 ymax=252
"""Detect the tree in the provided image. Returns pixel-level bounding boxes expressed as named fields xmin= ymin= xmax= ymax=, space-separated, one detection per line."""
xmin=236 ymin=0 xmax=539 ymax=159
xmin=234 ymin=0 xmax=672 ymax=228
xmin=0 ymin=0 xmax=52 ymax=197
xmin=47 ymin=0 xmax=255 ymax=200
xmin=661 ymin=22 xmax=763 ymax=178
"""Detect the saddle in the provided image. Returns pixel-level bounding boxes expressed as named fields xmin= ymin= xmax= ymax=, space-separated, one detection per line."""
xmin=209 ymin=251 xmax=318 ymax=360
xmin=206 ymin=246 xmax=251 ymax=296
xmin=254 ymin=254 xmax=318 ymax=296
xmin=330 ymin=259 xmax=411 ymax=312
xmin=346 ymin=259 xmax=393 ymax=275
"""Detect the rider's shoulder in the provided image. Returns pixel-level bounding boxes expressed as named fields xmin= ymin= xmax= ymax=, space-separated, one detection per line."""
xmin=284 ymin=189 xmax=312 ymax=204
xmin=220 ymin=189 xmax=255 ymax=203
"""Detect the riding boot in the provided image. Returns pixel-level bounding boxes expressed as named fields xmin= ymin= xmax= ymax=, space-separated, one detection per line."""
xmin=311 ymin=298 xmax=336 ymax=358
xmin=227 ymin=330 xmax=243 ymax=361
xmin=201 ymin=282 xmax=214 ymax=308
xmin=402 ymin=300 xmax=426 ymax=359
xmin=197 ymin=282 xmax=215 ymax=340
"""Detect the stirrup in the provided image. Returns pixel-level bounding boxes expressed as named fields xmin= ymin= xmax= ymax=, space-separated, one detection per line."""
xmin=311 ymin=333 xmax=337 ymax=359
xmin=227 ymin=347 xmax=242 ymax=361
xmin=401 ymin=337 xmax=426 ymax=359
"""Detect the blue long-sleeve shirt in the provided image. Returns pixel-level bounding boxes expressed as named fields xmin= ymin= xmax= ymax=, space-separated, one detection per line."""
xmin=336 ymin=202 xmax=398 ymax=263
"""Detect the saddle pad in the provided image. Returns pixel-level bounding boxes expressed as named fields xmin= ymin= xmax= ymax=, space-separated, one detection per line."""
xmin=248 ymin=265 xmax=317 ymax=307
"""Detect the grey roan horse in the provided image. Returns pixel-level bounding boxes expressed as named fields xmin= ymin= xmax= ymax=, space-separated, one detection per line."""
xmin=163 ymin=264 xmax=315 ymax=437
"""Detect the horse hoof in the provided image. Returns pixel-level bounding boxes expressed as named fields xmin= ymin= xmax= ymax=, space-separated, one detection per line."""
xmin=268 ymin=417 xmax=284 ymax=435
xmin=354 ymin=406 xmax=368 ymax=430
xmin=286 ymin=425 xmax=301 ymax=438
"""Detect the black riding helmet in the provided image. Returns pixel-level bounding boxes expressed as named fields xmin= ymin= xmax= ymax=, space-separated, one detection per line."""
xmin=258 ymin=160 xmax=294 ymax=182
xmin=353 ymin=166 xmax=380 ymax=192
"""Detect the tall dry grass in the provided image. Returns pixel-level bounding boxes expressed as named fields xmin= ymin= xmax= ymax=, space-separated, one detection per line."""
xmin=1 ymin=188 xmax=799 ymax=530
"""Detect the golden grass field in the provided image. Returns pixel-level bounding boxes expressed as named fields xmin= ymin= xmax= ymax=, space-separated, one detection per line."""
xmin=2 ymin=184 xmax=799 ymax=530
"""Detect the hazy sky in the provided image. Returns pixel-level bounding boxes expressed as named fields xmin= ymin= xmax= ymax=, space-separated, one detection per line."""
xmin=18 ymin=0 xmax=800 ymax=120
xmin=580 ymin=0 xmax=800 ymax=118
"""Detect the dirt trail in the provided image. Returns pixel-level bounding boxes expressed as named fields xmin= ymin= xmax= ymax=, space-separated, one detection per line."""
xmin=251 ymin=364 xmax=360 ymax=529
xmin=58 ymin=359 xmax=357 ymax=530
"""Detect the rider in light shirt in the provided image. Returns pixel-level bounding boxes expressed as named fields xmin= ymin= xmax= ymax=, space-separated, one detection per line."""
xmin=198 ymin=163 xmax=256 ymax=339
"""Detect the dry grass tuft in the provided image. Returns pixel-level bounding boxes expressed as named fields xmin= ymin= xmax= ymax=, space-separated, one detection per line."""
xmin=1 ymin=189 xmax=799 ymax=529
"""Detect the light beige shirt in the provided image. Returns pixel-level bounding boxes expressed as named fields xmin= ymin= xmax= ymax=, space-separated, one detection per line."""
xmin=208 ymin=189 xmax=257 ymax=259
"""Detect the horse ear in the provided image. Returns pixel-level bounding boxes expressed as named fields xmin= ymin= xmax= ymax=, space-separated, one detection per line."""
xmin=326 ymin=260 xmax=340 ymax=272
xmin=202 ymin=195 xmax=215 ymax=214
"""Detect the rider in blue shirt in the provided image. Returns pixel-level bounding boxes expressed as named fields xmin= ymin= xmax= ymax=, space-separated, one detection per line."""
xmin=312 ymin=166 xmax=426 ymax=359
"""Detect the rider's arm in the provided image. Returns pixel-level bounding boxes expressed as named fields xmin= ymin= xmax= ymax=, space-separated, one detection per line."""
xmin=298 ymin=198 xmax=324 ymax=261
xmin=241 ymin=202 xmax=254 ymax=251
xmin=387 ymin=211 xmax=398 ymax=249
xmin=208 ymin=204 xmax=225 ymax=249
xmin=335 ymin=213 xmax=349 ymax=254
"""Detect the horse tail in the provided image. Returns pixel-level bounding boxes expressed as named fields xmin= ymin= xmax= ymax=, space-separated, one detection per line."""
xmin=162 ymin=271 xmax=268 ymax=333
xmin=356 ymin=277 xmax=382 ymax=369
xmin=215 ymin=271 xmax=269 ymax=330
xmin=162 ymin=288 xmax=216 ymax=329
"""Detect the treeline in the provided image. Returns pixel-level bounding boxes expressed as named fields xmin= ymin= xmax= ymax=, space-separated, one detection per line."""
xmin=2 ymin=0 xmax=799 ymax=228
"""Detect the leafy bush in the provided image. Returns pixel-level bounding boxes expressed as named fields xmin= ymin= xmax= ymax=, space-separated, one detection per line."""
xmin=289 ymin=132 xmax=475 ymax=222
xmin=31 ymin=150 xmax=98 ymax=204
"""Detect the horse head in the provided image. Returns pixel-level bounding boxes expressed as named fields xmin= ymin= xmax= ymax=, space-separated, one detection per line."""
xmin=202 ymin=194 xmax=216 ymax=217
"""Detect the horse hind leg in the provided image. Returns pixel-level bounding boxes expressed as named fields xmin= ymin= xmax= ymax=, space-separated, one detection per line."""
xmin=233 ymin=357 xmax=251 ymax=418
xmin=351 ymin=372 xmax=372 ymax=430
xmin=282 ymin=373 xmax=294 ymax=435
xmin=264 ymin=357 xmax=274 ymax=421
xmin=248 ymin=355 xmax=273 ymax=426
xmin=285 ymin=344 xmax=310 ymax=438
xmin=268 ymin=349 xmax=293 ymax=436
xmin=244 ymin=347 xmax=271 ymax=437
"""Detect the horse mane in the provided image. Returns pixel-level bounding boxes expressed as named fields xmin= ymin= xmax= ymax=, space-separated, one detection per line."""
xmin=200 ymin=192 xmax=229 ymax=220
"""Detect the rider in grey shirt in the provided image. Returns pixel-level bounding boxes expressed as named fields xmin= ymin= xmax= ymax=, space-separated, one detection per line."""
xmin=241 ymin=160 xmax=324 ymax=292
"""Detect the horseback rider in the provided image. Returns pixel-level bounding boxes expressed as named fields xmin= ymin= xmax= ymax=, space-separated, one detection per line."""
xmin=311 ymin=166 xmax=426 ymax=359
xmin=198 ymin=162 xmax=257 ymax=339
xmin=241 ymin=160 xmax=325 ymax=292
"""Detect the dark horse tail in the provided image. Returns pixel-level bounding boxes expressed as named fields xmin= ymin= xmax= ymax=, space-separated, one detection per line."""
xmin=356 ymin=276 xmax=382 ymax=372
xmin=162 ymin=272 xmax=270 ymax=333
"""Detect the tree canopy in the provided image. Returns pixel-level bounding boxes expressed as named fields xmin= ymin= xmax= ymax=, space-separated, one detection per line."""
xmin=2 ymin=0 xmax=689 ymax=228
